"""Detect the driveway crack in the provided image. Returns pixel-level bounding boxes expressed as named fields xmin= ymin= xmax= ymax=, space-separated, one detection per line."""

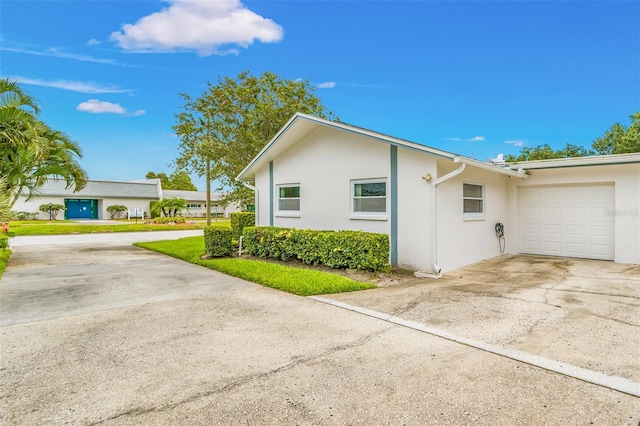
xmin=89 ymin=327 xmax=392 ymax=425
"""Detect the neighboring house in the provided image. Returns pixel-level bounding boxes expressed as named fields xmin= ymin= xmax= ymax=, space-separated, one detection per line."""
xmin=162 ymin=190 xmax=241 ymax=218
xmin=12 ymin=179 xmax=240 ymax=220
xmin=237 ymin=113 xmax=640 ymax=274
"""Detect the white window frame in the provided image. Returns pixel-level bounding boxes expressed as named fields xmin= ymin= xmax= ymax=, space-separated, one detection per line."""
xmin=276 ymin=183 xmax=300 ymax=217
xmin=463 ymin=181 xmax=485 ymax=220
xmin=350 ymin=178 xmax=388 ymax=221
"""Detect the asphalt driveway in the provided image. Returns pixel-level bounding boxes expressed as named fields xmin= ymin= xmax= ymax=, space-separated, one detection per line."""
xmin=1 ymin=235 xmax=639 ymax=425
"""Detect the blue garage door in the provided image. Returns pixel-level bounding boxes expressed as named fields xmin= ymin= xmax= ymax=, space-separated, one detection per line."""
xmin=65 ymin=199 xmax=98 ymax=219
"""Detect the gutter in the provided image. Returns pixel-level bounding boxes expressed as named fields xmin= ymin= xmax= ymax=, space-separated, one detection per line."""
xmin=415 ymin=158 xmax=466 ymax=279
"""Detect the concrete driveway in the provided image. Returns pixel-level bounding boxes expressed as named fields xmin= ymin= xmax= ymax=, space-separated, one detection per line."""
xmin=1 ymin=235 xmax=639 ymax=425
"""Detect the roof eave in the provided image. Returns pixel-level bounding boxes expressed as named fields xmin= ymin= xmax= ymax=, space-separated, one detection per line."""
xmin=506 ymin=153 xmax=640 ymax=170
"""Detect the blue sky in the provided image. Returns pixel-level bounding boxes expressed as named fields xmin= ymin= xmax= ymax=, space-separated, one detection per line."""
xmin=2 ymin=0 xmax=638 ymax=190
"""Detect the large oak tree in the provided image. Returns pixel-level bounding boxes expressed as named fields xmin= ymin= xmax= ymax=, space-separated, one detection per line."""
xmin=173 ymin=71 xmax=335 ymax=224
xmin=505 ymin=112 xmax=640 ymax=162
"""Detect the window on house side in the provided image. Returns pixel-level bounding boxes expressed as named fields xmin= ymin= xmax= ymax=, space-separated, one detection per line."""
xmin=277 ymin=184 xmax=300 ymax=212
xmin=463 ymin=183 xmax=484 ymax=216
xmin=352 ymin=180 xmax=386 ymax=214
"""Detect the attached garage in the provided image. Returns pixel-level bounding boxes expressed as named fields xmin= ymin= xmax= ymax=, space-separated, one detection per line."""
xmin=519 ymin=184 xmax=615 ymax=260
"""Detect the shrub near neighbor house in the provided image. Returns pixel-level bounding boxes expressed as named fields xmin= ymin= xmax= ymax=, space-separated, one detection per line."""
xmin=204 ymin=227 xmax=233 ymax=257
xmin=38 ymin=203 xmax=65 ymax=220
xmin=106 ymin=205 xmax=128 ymax=219
xmin=230 ymin=212 xmax=255 ymax=239
xmin=243 ymin=226 xmax=390 ymax=272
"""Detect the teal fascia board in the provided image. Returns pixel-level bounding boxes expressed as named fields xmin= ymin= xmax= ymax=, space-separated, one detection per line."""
xmin=269 ymin=161 xmax=274 ymax=227
xmin=390 ymin=145 xmax=398 ymax=266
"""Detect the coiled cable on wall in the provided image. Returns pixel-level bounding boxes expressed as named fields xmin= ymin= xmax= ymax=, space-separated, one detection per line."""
xmin=495 ymin=223 xmax=506 ymax=254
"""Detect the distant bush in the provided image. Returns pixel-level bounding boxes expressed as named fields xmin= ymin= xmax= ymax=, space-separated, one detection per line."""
xmin=230 ymin=212 xmax=255 ymax=239
xmin=149 ymin=201 xmax=160 ymax=218
xmin=13 ymin=211 xmax=39 ymax=220
xmin=106 ymin=205 xmax=128 ymax=219
xmin=242 ymin=227 xmax=389 ymax=272
xmin=204 ymin=227 xmax=233 ymax=257
xmin=151 ymin=216 xmax=186 ymax=224
xmin=38 ymin=203 xmax=65 ymax=220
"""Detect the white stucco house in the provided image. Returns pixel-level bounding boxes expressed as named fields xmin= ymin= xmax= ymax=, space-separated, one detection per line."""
xmin=236 ymin=113 xmax=640 ymax=275
xmin=12 ymin=179 xmax=240 ymax=220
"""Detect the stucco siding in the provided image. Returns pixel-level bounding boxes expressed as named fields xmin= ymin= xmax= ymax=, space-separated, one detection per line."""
xmin=396 ymin=147 xmax=435 ymax=270
xmin=269 ymin=127 xmax=390 ymax=235
xmin=255 ymin=164 xmax=270 ymax=226
xmin=507 ymin=163 xmax=640 ymax=264
xmin=436 ymin=158 xmax=510 ymax=272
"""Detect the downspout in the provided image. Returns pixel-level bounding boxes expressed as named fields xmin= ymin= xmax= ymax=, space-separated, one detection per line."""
xmin=415 ymin=158 xmax=466 ymax=278
xmin=241 ymin=181 xmax=259 ymax=226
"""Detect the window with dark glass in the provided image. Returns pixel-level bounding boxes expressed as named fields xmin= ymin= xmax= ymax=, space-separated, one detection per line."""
xmin=463 ymin=183 xmax=484 ymax=215
xmin=277 ymin=185 xmax=300 ymax=212
xmin=353 ymin=180 xmax=386 ymax=214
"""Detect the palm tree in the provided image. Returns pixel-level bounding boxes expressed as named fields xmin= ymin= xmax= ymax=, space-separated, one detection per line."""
xmin=152 ymin=197 xmax=187 ymax=218
xmin=0 ymin=79 xmax=87 ymax=207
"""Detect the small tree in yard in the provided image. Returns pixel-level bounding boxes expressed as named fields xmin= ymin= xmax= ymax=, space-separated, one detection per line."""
xmin=39 ymin=203 xmax=65 ymax=220
xmin=151 ymin=197 xmax=187 ymax=218
xmin=106 ymin=205 xmax=127 ymax=219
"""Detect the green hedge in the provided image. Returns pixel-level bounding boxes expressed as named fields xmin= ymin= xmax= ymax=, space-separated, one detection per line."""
xmin=231 ymin=212 xmax=255 ymax=239
xmin=242 ymin=226 xmax=389 ymax=272
xmin=152 ymin=216 xmax=186 ymax=224
xmin=204 ymin=227 xmax=233 ymax=257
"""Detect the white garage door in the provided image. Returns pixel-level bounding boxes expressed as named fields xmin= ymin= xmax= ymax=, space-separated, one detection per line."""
xmin=519 ymin=184 xmax=614 ymax=260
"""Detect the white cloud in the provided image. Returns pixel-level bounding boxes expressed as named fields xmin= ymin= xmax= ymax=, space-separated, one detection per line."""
xmin=12 ymin=76 xmax=130 ymax=94
xmin=86 ymin=38 xmax=101 ymax=46
xmin=0 ymin=45 xmax=129 ymax=66
xmin=109 ymin=0 xmax=284 ymax=56
xmin=317 ymin=81 xmax=336 ymax=89
xmin=77 ymin=99 xmax=145 ymax=116
xmin=444 ymin=136 xmax=486 ymax=142
xmin=505 ymin=139 xmax=525 ymax=147
xmin=77 ymin=100 xmax=125 ymax=114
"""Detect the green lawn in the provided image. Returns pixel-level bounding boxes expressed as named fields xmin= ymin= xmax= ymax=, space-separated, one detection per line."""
xmin=0 ymin=220 xmax=228 ymax=277
xmin=8 ymin=220 xmax=228 ymax=236
xmin=135 ymin=236 xmax=376 ymax=296
xmin=0 ymin=247 xmax=9 ymax=279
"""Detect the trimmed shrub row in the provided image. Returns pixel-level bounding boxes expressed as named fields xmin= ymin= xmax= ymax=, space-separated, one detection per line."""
xmin=242 ymin=226 xmax=389 ymax=272
xmin=204 ymin=227 xmax=233 ymax=257
xmin=151 ymin=216 xmax=186 ymax=224
xmin=230 ymin=212 xmax=255 ymax=239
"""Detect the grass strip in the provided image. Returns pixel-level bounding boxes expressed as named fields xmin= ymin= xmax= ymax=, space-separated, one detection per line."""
xmin=8 ymin=220 xmax=228 ymax=236
xmin=135 ymin=236 xmax=376 ymax=296
xmin=0 ymin=249 xmax=10 ymax=278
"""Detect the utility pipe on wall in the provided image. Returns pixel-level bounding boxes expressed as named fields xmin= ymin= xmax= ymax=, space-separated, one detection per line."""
xmin=416 ymin=158 xmax=466 ymax=278
xmin=242 ymin=181 xmax=259 ymax=226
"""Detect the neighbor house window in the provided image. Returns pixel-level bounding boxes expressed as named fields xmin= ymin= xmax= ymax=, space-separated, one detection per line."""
xmin=463 ymin=182 xmax=484 ymax=217
xmin=352 ymin=179 xmax=387 ymax=215
xmin=277 ymin=184 xmax=300 ymax=213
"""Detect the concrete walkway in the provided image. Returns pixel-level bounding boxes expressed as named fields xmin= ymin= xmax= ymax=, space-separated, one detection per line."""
xmin=1 ymin=235 xmax=639 ymax=425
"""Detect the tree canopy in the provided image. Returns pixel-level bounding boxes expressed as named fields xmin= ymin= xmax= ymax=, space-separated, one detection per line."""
xmin=505 ymin=112 xmax=640 ymax=162
xmin=0 ymin=78 xmax=87 ymax=207
xmin=145 ymin=170 xmax=197 ymax=191
xmin=173 ymin=70 xmax=336 ymax=206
